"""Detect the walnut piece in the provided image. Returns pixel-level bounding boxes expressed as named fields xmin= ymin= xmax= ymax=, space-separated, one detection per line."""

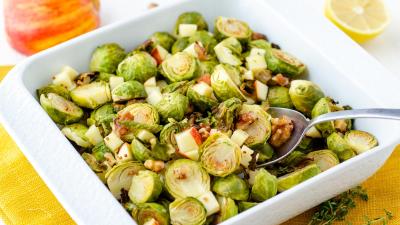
xmin=269 ymin=116 xmax=294 ymax=148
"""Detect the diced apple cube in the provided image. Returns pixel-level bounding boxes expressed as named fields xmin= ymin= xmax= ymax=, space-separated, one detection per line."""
xmin=247 ymin=169 xmax=257 ymax=186
xmin=52 ymin=70 xmax=76 ymax=90
xmin=243 ymin=69 xmax=254 ymax=80
xmin=156 ymin=80 xmax=168 ymax=89
xmin=197 ymin=191 xmax=220 ymax=216
xmin=115 ymin=143 xmax=133 ymax=163
xmin=231 ymin=129 xmax=249 ymax=147
xmin=104 ymin=132 xmax=124 ymax=152
xmin=151 ymin=45 xmax=170 ymax=65
xmin=245 ymin=96 xmax=256 ymax=104
xmin=254 ymin=80 xmax=268 ymax=101
xmin=191 ymin=82 xmax=213 ymax=97
xmin=144 ymin=77 xmax=157 ymax=87
xmin=175 ymin=128 xmax=202 ymax=161
xmin=109 ymin=76 xmax=124 ymax=91
xmin=250 ymin=48 xmax=266 ymax=57
xmin=179 ymin=24 xmax=198 ymax=37
xmin=85 ymin=125 xmax=103 ymax=146
xmin=246 ymin=54 xmax=267 ymax=71
xmin=240 ymin=145 xmax=254 ymax=168
xmin=145 ymin=86 xmax=163 ymax=105
xmin=305 ymin=126 xmax=322 ymax=138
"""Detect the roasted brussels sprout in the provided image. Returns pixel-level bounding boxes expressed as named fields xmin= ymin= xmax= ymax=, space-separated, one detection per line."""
xmin=344 ymin=130 xmax=378 ymax=154
xmin=117 ymin=51 xmax=158 ymax=82
xmin=327 ymin=132 xmax=356 ymax=161
xmin=40 ymin=93 xmax=83 ymax=125
xmin=198 ymin=60 xmax=218 ymax=75
xmin=255 ymin=142 xmax=275 ymax=163
xmin=131 ymin=138 xmax=152 ymax=162
xmin=87 ymin=103 xmax=115 ymax=134
xmin=311 ymin=97 xmax=338 ymax=137
xmin=111 ymin=80 xmax=147 ymax=102
xmin=160 ymin=52 xmax=198 ymax=82
xmin=307 ymin=150 xmax=339 ymax=172
xmin=189 ymin=31 xmax=218 ymax=54
xmin=155 ymin=92 xmax=189 ymax=121
xmin=211 ymin=64 xmax=246 ymax=101
xmin=200 ymin=133 xmax=241 ymax=177
xmin=187 ymin=82 xmax=218 ymax=112
xmin=61 ymin=123 xmax=91 ymax=148
xmin=237 ymin=104 xmax=272 ymax=148
xmin=116 ymin=103 xmax=161 ymax=134
xmin=215 ymin=196 xmax=238 ymax=223
xmin=212 ymin=174 xmax=249 ymax=201
xmin=105 ymin=161 xmax=145 ymax=199
xmin=150 ymin=32 xmax=176 ymax=51
xmin=250 ymin=168 xmax=278 ymax=202
xmin=280 ymin=150 xmax=306 ymax=167
xmin=267 ymin=86 xmax=293 ymax=108
xmin=82 ymin=152 xmax=105 ymax=173
xmin=277 ymin=164 xmax=321 ymax=192
xmin=214 ymin=97 xmax=242 ymax=132
xmin=70 ymin=81 xmax=111 ymax=109
xmin=91 ymin=141 xmax=112 ymax=162
xmin=171 ymin=37 xmax=190 ymax=54
xmin=159 ymin=119 xmax=187 ymax=150
xmin=134 ymin=203 xmax=170 ymax=225
xmin=238 ymin=202 xmax=258 ymax=212
xmin=162 ymin=80 xmax=195 ymax=95
xmin=265 ymin=48 xmax=305 ymax=77
xmin=174 ymin=12 xmax=208 ymax=36
xmin=214 ymin=37 xmax=242 ymax=66
xmin=214 ymin=16 xmax=252 ymax=42
xmin=37 ymin=84 xmax=70 ymax=100
xmin=129 ymin=170 xmax=163 ymax=204
xmin=289 ymin=80 xmax=325 ymax=115
xmin=249 ymin=39 xmax=271 ymax=51
xmin=165 ymin=159 xmax=210 ymax=199
xmin=169 ymin=197 xmax=207 ymax=225
xmin=90 ymin=43 xmax=126 ymax=74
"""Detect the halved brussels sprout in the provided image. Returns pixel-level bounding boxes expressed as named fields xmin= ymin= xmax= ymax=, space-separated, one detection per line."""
xmin=129 ymin=170 xmax=163 ymax=204
xmin=250 ymin=168 xmax=278 ymax=202
xmin=169 ymin=197 xmax=207 ymax=225
xmin=95 ymin=72 xmax=115 ymax=82
xmin=281 ymin=150 xmax=306 ymax=167
xmin=134 ymin=203 xmax=170 ymax=225
xmin=214 ymin=97 xmax=242 ymax=132
xmin=187 ymin=82 xmax=218 ymax=112
xmin=90 ymin=43 xmax=126 ymax=74
xmin=327 ymin=132 xmax=356 ymax=161
xmin=237 ymin=104 xmax=272 ymax=148
xmin=344 ymin=130 xmax=378 ymax=154
xmin=189 ymin=31 xmax=218 ymax=55
xmin=40 ymin=93 xmax=83 ymax=125
xmin=249 ymin=39 xmax=272 ymax=51
xmin=160 ymin=52 xmax=198 ymax=82
xmin=82 ymin=152 xmax=106 ymax=173
xmin=162 ymin=80 xmax=195 ymax=95
xmin=117 ymin=51 xmax=158 ymax=82
xmin=105 ymin=161 xmax=145 ymax=199
xmin=87 ymin=103 xmax=115 ymax=134
xmin=211 ymin=64 xmax=246 ymax=101
xmin=159 ymin=119 xmax=187 ymax=150
xmin=150 ymin=32 xmax=176 ymax=51
xmin=165 ymin=159 xmax=210 ymax=199
xmin=311 ymin=97 xmax=338 ymax=137
xmin=214 ymin=16 xmax=252 ymax=42
xmin=173 ymin=12 xmax=208 ymax=36
xmin=131 ymin=138 xmax=152 ymax=162
xmin=214 ymin=37 xmax=243 ymax=66
xmin=61 ymin=123 xmax=91 ymax=148
xmin=212 ymin=174 xmax=249 ymax=201
xmin=37 ymin=84 xmax=70 ymax=100
xmin=265 ymin=48 xmax=306 ymax=77
xmin=200 ymin=133 xmax=241 ymax=177
xmin=289 ymin=80 xmax=325 ymax=115
xmin=198 ymin=60 xmax=218 ymax=75
xmin=277 ymin=164 xmax=321 ymax=192
xmin=307 ymin=150 xmax=339 ymax=172
xmin=255 ymin=142 xmax=275 ymax=163
xmin=215 ymin=196 xmax=238 ymax=224
xmin=70 ymin=81 xmax=111 ymax=109
xmin=155 ymin=92 xmax=189 ymax=122
xmin=238 ymin=202 xmax=258 ymax=212
xmin=171 ymin=37 xmax=190 ymax=54
xmin=91 ymin=141 xmax=112 ymax=162
xmin=267 ymin=86 xmax=293 ymax=109
xmin=116 ymin=103 xmax=161 ymax=134
xmin=111 ymin=80 xmax=147 ymax=102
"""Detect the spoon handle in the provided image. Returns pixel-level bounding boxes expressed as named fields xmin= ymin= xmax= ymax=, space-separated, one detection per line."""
xmin=309 ymin=108 xmax=400 ymax=127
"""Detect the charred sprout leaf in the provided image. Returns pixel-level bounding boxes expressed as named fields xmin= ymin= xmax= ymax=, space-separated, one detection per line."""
xmin=129 ymin=170 xmax=163 ymax=204
xmin=75 ymin=71 xmax=99 ymax=86
xmin=174 ymin=12 xmax=208 ymax=36
xmin=40 ymin=93 xmax=83 ymax=125
xmin=90 ymin=43 xmax=126 ymax=74
xmin=289 ymin=80 xmax=325 ymax=115
xmin=117 ymin=51 xmax=158 ymax=82
xmin=214 ymin=16 xmax=252 ymax=42
xmin=155 ymin=92 xmax=189 ymax=122
xmin=212 ymin=174 xmax=249 ymax=201
xmin=169 ymin=197 xmax=207 ymax=225
xmin=214 ymin=97 xmax=242 ymax=132
xmin=134 ymin=203 xmax=170 ymax=225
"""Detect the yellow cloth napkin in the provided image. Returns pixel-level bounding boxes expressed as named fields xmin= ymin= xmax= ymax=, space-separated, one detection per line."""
xmin=0 ymin=66 xmax=399 ymax=225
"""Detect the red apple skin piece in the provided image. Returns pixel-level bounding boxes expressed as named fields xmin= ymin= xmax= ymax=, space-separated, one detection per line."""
xmin=197 ymin=74 xmax=211 ymax=86
xmin=189 ymin=127 xmax=203 ymax=145
xmin=4 ymin=0 xmax=100 ymax=55
xmin=151 ymin=48 xmax=163 ymax=65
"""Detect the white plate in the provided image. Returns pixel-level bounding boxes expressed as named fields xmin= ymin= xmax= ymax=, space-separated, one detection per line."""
xmin=1 ymin=0 xmax=400 ymax=224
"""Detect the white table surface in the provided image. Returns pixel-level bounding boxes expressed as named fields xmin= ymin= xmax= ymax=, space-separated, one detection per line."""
xmin=0 ymin=0 xmax=399 ymax=224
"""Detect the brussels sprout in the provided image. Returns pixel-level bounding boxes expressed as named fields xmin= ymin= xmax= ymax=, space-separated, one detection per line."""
xmin=311 ymin=97 xmax=337 ymax=137
xmin=169 ymin=197 xmax=207 ymax=225
xmin=117 ymin=51 xmax=158 ymax=82
xmin=150 ymin=32 xmax=176 ymax=51
xmin=111 ymin=80 xmax=147 ymax=102
xmin=264 ymin=48 xmax=305 ymax=77
xmin=155 ymin=92 xmax=189 ymax=122
xmin=105 ymin=161 xmax=145 ymax=199
xmin=70 ymin=81 xmax=111 ymax=109
xmin=82 ymin=152 xmax=105 ymax=173
xmin=214 ymin=16 xmax=252 ymax=42
xmin=327 ymin=132 xmax=356 ymax=161
xmin=255 ymin=142 xmax=275 ymax=163
xmin=249 ymin=39 xmax=272 ymax=51
xmin=215 ymin=196 xmax=238 ymax=223
xmin=200 ymin=133 xmax=241 ymax=177
xmin=189 ymin=31 xmax=218 ymax=54
xmin=214 ymin=37 xmax=243 ymax=66
xmin=95 ymin=72 xmax=115 ymax=82
xmin=91 ymin=141 xmax=112 ymax=162
xmin=129 ymin=170 xmax=163 ymax=204
xmin=162 ymin=80 xmax=195 ymax=95
xmin=250 ymin=168 xmax=278 ymax=202
xmin=159 ymin=119 xmax=187 ymax=150
xmin=37 ymin=84 xmax=70 ymax=100
xmin=171 ymin=37 xmax=190 ymax=54
xmin=211 ymin=64 xmax=246 ymax=101
xmin=307 ymin=150 xmax=339 ymax=172
xmin=289 ymin=80 xmax=325 ymax=115
xmin=87 ymin=103 xmax=116 ymax=133
xmin=198 ymin=60 xmax=218 ymax=75
xmin=187 ymin=82 xmax=218 ymax=112
xmin=40 ymin=93 xmax=83 ymax=125
xmin=344 ymin=130 xmax=378 ymax=154
xmin=165 ymin=159 xmax=210 ymax=199
xmin=277 ymin=164 xmax=321 ymax=192
xmin=281 ymin=150 xmax=306 ymax=167
xmin=160 ymin=52 xmax=198 ymax=82
xmin=267 ymin=86 xmax=293 ymax=109
xmin=90 ymin=43 xmax=126 ymax=74
xmin=134 ymin=203 xmax=170 ymax=225
xmin=61 ymin=123 xmax=92 ymax=148
xmin=238 ymin=202 xmax=258 ymax=212
xmin=173 ymin=12 xmax=208 ymax=36
xmin=237 ymin=104 xmax=272 ymax=148
xmin=214 ymin=97 xmax=242 ymax=132
xmin=116 ymin=103 xmax=161 ymax=134
xmin=131 ymin=138 xmax=152 ymax=162
xmin=212 ymin=174 xmax=249 ymax=201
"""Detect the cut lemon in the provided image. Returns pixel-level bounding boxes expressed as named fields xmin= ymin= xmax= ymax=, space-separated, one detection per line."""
xmin=325 ymin=0 xmax=390 ymax=43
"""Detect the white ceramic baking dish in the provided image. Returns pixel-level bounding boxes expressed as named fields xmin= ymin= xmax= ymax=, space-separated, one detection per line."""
xmin=1 ymin=0 xmax=400 ymax=224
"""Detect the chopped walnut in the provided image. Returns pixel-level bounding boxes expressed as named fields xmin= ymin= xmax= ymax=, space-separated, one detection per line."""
xmin=144 ymin=159 xmax=165 ymax=172
xmin=236 ymin=112 xmax=256 ymax=130
xmin=194 ymin=42 xmax=208 ymax=60
xmin=251 ymin=32 xmax=268 ymax=41
xmin=75 ymin=72 xmax=99 ymax=86
xmin=269 ymin=116 xmax=294 ymax=148
xmin=254 ymin=69 xmax=272 ymax=84
xmin=271 ymin=74 xmax=289 ymax=87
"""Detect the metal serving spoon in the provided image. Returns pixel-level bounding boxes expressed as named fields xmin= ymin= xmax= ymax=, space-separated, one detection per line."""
xmin=257 ymin=108 xmax=400 ymax=168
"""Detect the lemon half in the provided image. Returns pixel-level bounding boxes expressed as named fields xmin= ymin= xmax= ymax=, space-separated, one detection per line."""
xmin=325 ymin=0 xmax=390 ymax=43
